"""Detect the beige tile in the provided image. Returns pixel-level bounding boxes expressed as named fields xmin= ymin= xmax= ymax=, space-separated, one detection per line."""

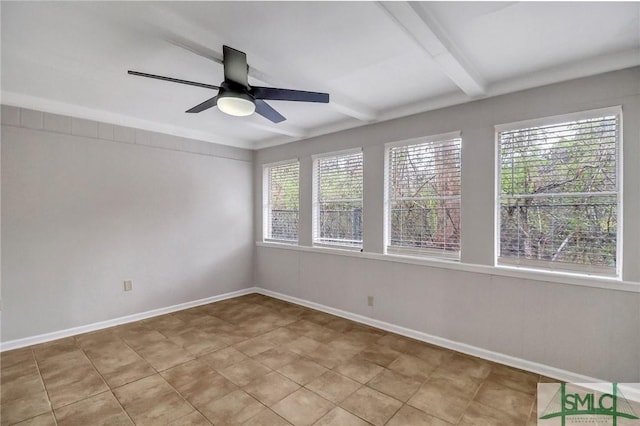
xmin=143 ymin=314 xmax=187 ymax=335
xmin=113 ymin=375 xmax=193 ymax=425
xmin=1 ymin=348 xmax=34 ymax=369
xmin=252 ymin=347 xmax=301 ymax=370
xmin=302 ymin=326 xmax=338 ymax=343
xmin=287 ymin=320 xmax=324 ymax=335
xmin=473 ymin=380 xmax=534 ymax=420
xmin=388 ymin=354 xmax=437 ymax=381
xmin=161 ymin=359 xmax=236 ymax=406
xmin=324 ymin=318 xmax=356 ymax=333
xmin=168 ymin=328 xmax=229 ymax=357
xmin=54 ymin=391 xmax=132 ymax=426
xmin=235 ymin=335 xmax=278 ymax=357
xmin=38 ymin=350 xmax=108 ymax=408
xmin=272 ymin=388 xmax=334 ymax=426
xmin=199 ymin=346 xmax=249 ymax=371
xmin=285 ymin=336 xmax=322 ymax=357
xmin=340 ymin=386 xmax=402 ymax=426
xmin=407 ymin=377 xmax=475 ymax=424
xmin=1 ymin=357 xmax=39 ymax=386
xmin=376 ymin=334 xmax=419 ymax=353
xmin=75 ymin=329 xmax=123 ymax=350
xmin=356 ymin=344 xmax=401 ymax=368
xmin=306 ymin=346 xmax=353 ymax=370
xmin=199 ymin=389 xmax=265 ymax=425
xmin=459 ymin=401 xmax=522 ymax=426
xmin=132 ymin=338 xmax=195 ymax=371
xmin=342 ymin=329 xmax=386 ymax=346
xmin=435 ymin=354 xmax=492 ymax=381
xmin=429 ymin=365 xmax=485 ymax=391
xmin=277 ymin=358 xmax=328 ymax=385
xmin=327 ymin=336 xmax=367 ymax=354
xmin=0 ymin=375 xmax=51 ymax=426
xmin=32 ymin=338 xmax=78 ymax=362
xmin=220 ymin=359 xmax=272 ymax=387
xmin=487 ymin=364 xmax=540 ymax=395
xmin=259 ymin=328 xmax=300 ymax=345
xmin=404 ymin=343 xmax=451 ymax=367
xmin=367 ymin=368 xmax=422 ymax=402
xmin=386 ymin=405 xmax=451 ymax=426
xmin=242 ymin=409 xmax=291 ymax=425
xmin=334 ymin=358 xmax=383 ymax=384
xmin=244 ymin=371 xmax=300 ymax=406
xmin=313 ymin=407 xmax=370 ymax=426
xmin=116 ymin=326 xmax=166 ymax=349
xmin=166 ymin=411 xmax=212 ymax=426
xmin=12 ymin=412 xmax=56 ymax=426
xmin=306 ymin=371 xmax=361 ymax=404
xmin=84 ymin=342 xmax=155 ymax=388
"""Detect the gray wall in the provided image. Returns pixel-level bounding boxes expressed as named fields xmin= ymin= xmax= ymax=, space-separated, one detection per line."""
xmin=254 ymin=67 xmax=640 ymax=382
xmin=1 ymin=107 xmax=254 ymax=342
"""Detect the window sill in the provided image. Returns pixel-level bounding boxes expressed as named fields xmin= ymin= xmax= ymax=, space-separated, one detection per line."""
xmin=255 ymin=241 xmax=640 ymax=293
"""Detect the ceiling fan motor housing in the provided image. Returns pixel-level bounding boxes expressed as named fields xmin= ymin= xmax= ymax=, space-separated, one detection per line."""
xmin=217 ymin=81 xmax=256 ymax=116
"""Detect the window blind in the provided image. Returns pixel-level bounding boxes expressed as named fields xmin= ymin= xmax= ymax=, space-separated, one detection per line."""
xmin=498 ymin=114 xmax=619 ymax=275
xmin=387 ymin=138 xmax=461 ymax=258
xmin=314 ymin=151 xmax=363 ymax=247
xmin=265 ymin=161 xmax=299 ymax=242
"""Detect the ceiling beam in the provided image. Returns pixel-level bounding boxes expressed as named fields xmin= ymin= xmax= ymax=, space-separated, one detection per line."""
xmin=150 ymin=6 xmax=376 ymax=123
xmin=377 ymin=1 xmax=486 ymax=97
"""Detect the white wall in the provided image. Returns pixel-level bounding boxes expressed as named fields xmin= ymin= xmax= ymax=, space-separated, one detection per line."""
xmin=254 ymin=67 xmax=640 ymax=382
xmin=1 ymin=107 xmax=254 ymax=342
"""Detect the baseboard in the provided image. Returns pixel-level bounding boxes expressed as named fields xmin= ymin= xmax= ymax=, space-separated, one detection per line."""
xmin=0 ymin=287 xmax=259 ymax=351
xmin=3 ymin=284 xmax=635 ymax=398
xmin=254 ymin=287 xmax=604 ymax=384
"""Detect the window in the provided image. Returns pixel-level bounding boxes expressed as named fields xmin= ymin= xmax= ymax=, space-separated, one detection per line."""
xmin=386 ymin=133 xmax=462 ymax=259
xmin=497 ymin=107 xmax=621 ymax=276
xmin=263 ymin=161 xmax=299 ymax=242
xmin=313 ymin=150 xmax=363 ymax=248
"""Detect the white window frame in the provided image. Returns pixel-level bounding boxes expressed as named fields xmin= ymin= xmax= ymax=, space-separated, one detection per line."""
xmin=312 ymin=148 xmax=364 ymax=249
xmin=494 ymin=106 xmax=623 ymax=278
xmin=263 ymin=159 xmax=300 ymax=244
xmin=384 ymin=131 xmax=462 ymax=261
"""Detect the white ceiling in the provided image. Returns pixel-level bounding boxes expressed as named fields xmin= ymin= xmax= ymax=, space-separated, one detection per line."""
xmin=2 ymin=2 xmax=639 ymax=150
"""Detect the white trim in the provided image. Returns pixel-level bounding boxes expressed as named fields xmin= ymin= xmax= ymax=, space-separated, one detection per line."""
xmin=616 ymin=110 xmax=624 ymax=279
xmin=494 ymin=106 xmax=623 ymax=279
xmin=494 ymin=105 xmax=622 ymax=133
xmin=0 ymin=287 xmax=258 ymax=352
xmin=384 ymin=135 xmax=462 ymax=260
xmin=311 ymin=147 xmax=363 ymax=160
xmin=255 ymin=287 xmax=604 ymax=384
xmin=256 ymin=241 xmax=640 ymax=293
xmin=384 ymin=130 xmax=462 ymax=150
xmin=312 ymin=149 xmax=364 ymax=248
xmin=262 ymin=160 xmax=300 ymax=243
xmin=261 ymin=158 xmax=300 ymax=169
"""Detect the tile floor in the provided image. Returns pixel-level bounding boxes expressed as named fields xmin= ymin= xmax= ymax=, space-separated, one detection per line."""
xmin=1 ymin=294 xmax=553 ymax=425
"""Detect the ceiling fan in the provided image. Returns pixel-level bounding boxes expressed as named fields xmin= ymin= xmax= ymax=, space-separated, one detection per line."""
xmin=128 ymin=45 xmax=329 ymax=123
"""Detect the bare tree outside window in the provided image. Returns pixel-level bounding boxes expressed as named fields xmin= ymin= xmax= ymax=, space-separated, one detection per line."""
xmin=314 ymin=152 xmax=363 ymax=247
xmin=387 ymin=137 xmax=461 ymax=259
xmin=265 ymin=162 xmax=299 ymax=242
xmin=498 ymin=114 xmax=619 ymax=275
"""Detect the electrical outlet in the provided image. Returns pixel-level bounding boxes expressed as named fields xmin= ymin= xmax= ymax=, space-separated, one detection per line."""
xmin=367 ymin=296 xmax=374 ymax=307
xmin=124 ymin=280 xmax=133 ymax=292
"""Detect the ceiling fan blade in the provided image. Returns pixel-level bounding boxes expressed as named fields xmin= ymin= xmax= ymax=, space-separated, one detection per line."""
xmin=186 ymin=96 xmax=219 ymax=113
xmin=223 ymin=45 xmax=248 ymax=87
xmin=251 ymin=86 xmax=329 ymax=103
xmin=255 ymin=100 xmax=286 ymax=123
xmin=128 ymin=71 xmax=219 ymax=90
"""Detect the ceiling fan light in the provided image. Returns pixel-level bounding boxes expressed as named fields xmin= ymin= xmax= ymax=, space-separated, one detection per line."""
xmin=217 ymin=93 xmax=255 ymax=117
